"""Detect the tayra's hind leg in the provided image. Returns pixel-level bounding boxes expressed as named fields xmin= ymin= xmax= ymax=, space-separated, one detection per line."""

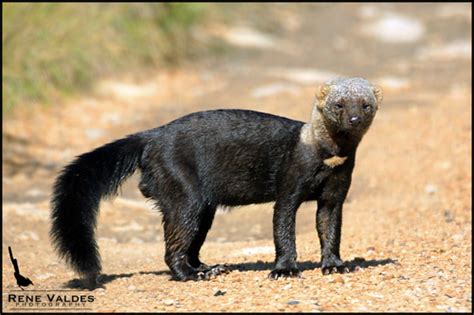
xmin=161 ymin=201 xmax=227 ymax=281
xmin=187 ymin=206 xmax=230 ymax=278
xmin=162 ymin=205 xmax=201 ymax=281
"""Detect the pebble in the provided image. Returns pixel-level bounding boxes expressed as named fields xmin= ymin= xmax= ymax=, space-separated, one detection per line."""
xmin=163 ymin=299 xmax=175 ymax=306
xmin=382 ymin=273 xmax=395 ymax=281
xmin=368 ymin=292 xmax=384 ymax=299
xmin=330 ymin=276 xmax=345 ymax=284
xmin=214 ymin=289 xmax=227 ymax=297
xmin=443 ymin=209 xmax=455 ymax=223
xmin=425 ymin=184 xmax=438 ymax=194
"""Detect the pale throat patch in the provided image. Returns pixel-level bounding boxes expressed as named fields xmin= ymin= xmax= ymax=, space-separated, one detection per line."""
xmin=300 ymin=124 xmax=347 ymax=168
xmin=299 ymin=123 xmax=315 ymax=145
xmin=324 ymin=155 xmax=347 ymax=168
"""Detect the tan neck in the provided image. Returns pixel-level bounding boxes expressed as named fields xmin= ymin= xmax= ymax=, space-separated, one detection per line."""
xmin=300 ymin=105 xmax=334 ymax=148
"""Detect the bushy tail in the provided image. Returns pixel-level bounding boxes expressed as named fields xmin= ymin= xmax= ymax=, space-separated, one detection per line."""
xmin=50 ymin=134 xmax=146 ymax=279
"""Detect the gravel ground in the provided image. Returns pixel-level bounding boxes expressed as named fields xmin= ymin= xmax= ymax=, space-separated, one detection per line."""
xmin=2 ymin=3 xmax=471 ymax=312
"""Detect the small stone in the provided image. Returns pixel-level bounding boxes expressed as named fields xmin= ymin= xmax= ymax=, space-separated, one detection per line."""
xmin=330 ymin=276 xmax=345 ymax=284
xmin=425 ymin=184 xmax=438 ymax=194
xmin=127 ymin=285 xmax=136 ymax=291
xmin=214 ymin=289 xmax=227 ymax=296
xmin=444 ymin=209 xmax=455 ymax=223
xmin=163 ymin=299 xmax=175 ymax=306
xmin=287 ymin=300 xmax=300 ymax=305
xmin=368 ymin=292 xmax=384 ymax=299
xmin=382 ymin=274 xmax=395 ymax=281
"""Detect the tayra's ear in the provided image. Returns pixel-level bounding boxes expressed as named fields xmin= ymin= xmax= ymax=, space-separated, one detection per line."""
xmin=315 ymin=84 xmax=331 ymax=109
xmin=372 ymin=85 xmax=383 ymax=107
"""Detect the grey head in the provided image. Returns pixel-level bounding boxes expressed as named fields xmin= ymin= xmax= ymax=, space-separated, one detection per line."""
xmin=313 ymin=77 xmax=383 ymax=136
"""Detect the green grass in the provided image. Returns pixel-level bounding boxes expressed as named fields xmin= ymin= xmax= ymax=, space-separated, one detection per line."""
xmin=2 ymin=3 xmax=207 ymax=111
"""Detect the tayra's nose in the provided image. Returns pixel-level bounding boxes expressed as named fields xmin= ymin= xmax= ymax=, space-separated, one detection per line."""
xmin=349 ymin=116 xmax=361 ymax=125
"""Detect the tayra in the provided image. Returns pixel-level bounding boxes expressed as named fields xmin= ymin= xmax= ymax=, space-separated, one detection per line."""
xmin=50 ymin=77 xmax=382 ymax=285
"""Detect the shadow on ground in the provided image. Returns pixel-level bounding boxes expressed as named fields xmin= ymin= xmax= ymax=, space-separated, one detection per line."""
xmin=63 ymin=257 xmax=397 ymax=290
xmin=231 ymin=256 xmax=397 ymax=272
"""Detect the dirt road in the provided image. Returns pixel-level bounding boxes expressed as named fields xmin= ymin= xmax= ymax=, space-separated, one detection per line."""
xmin=2 ymin=3 xmax=471 ymax=312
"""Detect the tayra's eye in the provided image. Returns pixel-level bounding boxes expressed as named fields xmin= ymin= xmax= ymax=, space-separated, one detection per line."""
xmin=362 ymin=104 xmax=371 ymax=110
xmin=334 ymin=103 xmax=344 ymax=110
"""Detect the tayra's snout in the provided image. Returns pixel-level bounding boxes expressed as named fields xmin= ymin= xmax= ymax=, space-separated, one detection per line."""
xmin=349 ymin=115 xmax=361 ymax=125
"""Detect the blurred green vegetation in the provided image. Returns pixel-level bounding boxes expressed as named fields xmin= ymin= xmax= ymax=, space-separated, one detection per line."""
xmin=2 ymin=3 xmax=208 ymax=111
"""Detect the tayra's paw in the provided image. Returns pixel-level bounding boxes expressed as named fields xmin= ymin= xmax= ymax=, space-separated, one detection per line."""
xmin=268 ymin=268 xmax=302 ymax=280
xmin=321 ymin=265 xmax=350 ymax=275
xmin=196 ymin=264 xmax=231 ymax=280
xmin=321 ymin=257 xmax=349 ymax=275
xmin=208 ymin=264 xmax=231 ymax=276
xmin=171 ymin=260 xmax=229 ymax=281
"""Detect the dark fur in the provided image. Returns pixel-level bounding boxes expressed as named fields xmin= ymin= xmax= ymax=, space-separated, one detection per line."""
xmin=50 ymin=78 xmax=381 ymax=283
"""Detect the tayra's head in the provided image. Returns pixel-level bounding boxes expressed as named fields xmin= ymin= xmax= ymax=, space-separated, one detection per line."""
xmin=313 ymin=77 xmax=382 ymax=140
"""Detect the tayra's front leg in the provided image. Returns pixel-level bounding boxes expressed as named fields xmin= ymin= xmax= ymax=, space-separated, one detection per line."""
xmin=268 ymin=198 xmax=302 ymax=280
xmin=316 ymin=200 xmax=350 ymax=274
xmin=315 ymin=162 xmax=354 ymax=275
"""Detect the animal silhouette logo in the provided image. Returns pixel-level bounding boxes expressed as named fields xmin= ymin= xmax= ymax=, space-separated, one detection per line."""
xmin=8 ymin=246 xmax=33 ymax=290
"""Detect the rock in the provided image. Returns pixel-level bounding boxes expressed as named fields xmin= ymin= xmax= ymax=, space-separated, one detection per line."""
xmin=368 ymin=292 xmax=384 ymax=299
xmin=425 ymin=184 xmax=438 ymax=194
xmin=163 ymin=299 xmax=175 ymax=306
xmin=214 ymin=289 xmax=227 ymax=297
xmin=444 ymin=209 xmax=455 ymax=222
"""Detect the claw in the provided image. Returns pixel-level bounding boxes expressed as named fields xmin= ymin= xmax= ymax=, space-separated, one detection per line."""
xmin=322 ymin=264 xmax=351 ymax=275
xmin=268 ymin=268 xmax=301 ymax=280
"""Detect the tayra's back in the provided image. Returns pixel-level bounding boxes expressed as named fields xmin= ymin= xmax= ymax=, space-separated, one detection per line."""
xmin=140 ymin=109 xmax=305 ymax=206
